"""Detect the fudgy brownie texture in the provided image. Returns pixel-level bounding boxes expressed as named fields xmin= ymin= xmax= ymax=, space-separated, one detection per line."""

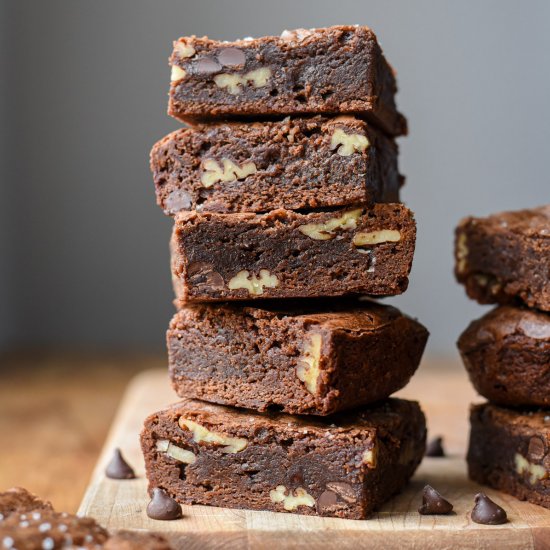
xmin=141 ymin=398 xmax=426 ymax=519
xmin=468 ymin=403 xmax=550 ymax=509
xmin=0 ymin=488 xmax=53 ymax=520
xmin=171 ymin=204 xmax=416 ymax=303
xmin=168 ymin=26 xmax=407 ymax=137
xmin=458 ymin=306 xmax=550 ymax=407
xmin=455 ymin=205 xmax=550 ymax=312
xmin=151 ymin=116 xmax=402 ymax=215
xmin=168 ymin=299 xmax=428 ymax=415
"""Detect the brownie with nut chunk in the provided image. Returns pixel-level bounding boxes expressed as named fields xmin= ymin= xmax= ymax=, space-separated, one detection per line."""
xmin=171 ymin=204 xmax=416 ymax=303
xmin=468 ymin=403 xmax=550 ymax=509
xmin=455 ymin=205 xmax=550 ymax=312
xmin=168 ymin=299 xmax=428 ymax=415
xmin=458 ymin=306 xmax=550 ymax=407
xmin=151 ymin=116 xmax=402 ymax=215
xmin=141 ymin=397 xmax=426 ymax=519
xmin=168 ymin=26 xmax=407 ymax=137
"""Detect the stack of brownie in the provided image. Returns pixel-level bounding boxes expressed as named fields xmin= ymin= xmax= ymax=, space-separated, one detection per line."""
xmin=454 ymin=205 xmax=550 ymax=509
xmin=141 ymin=25 xmax=429 ymax=519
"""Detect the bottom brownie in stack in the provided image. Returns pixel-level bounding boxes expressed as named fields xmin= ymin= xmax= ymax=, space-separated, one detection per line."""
xmin=141 ymin=398 xmax=426 ymax=519
xmin=455 ymin=205 xmax=550 ymax=510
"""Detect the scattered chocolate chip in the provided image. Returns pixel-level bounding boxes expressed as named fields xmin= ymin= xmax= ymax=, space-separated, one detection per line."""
xmin=418 ymin=485 xmax=453 ymax=515
xmin=217 ymin=47 xmax=246 ymax=67
xmin=527 ymin=436 xmax=546 ymax=461
xmin=425 ymin=436 xmax=445 ymax=457
xmin=470 ymin=493 xmax=507 ymax=525
xmin=146 ymin=488 xmax=182 ymax=521
xmin=195 ymin=57 xmax=222 ymax=75
xmin=316 ymin=490 xmax=337 ymax=514
xmin=105 ymin=449 xmax=136 ymax=480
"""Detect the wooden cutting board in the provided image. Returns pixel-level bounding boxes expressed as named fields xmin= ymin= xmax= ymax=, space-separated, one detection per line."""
xmin=78 ymin=364 xmax=550 ymax=549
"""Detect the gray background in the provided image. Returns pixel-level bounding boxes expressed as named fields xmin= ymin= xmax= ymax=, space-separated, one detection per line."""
xmin=1 ymin=0 xmax=549 ymax=355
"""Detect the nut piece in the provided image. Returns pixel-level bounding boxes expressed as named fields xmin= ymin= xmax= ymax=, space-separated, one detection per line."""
xmin=170 ymin=65 xmax=187 ymax=82
xmin=362 ymin=445 xmax=378 ymax=468
xmin=174 ymin=42 xmax=196 ymax=58
xmin=200 ymin=158 xmax=257 ymax=188
xmin=514 ymin=453 xmax=548 ymax=484
xmin=269 ymin=485 xmax=315 ymax=511
xmin=296 ymin=333 xmax=322 ymax=394
xmin=179 ymin=418 xmax=248 ymax=453
xmin=353 ymin=229 xmax=401 ymax=247
xmin=456 ymin=232 xmax=468 ymax=273
xmin=227 ymin=269 xmax=279 ymax=296
xmin=298 ymin=209 xmax=362 ymax=240
xmin=214 ymin=68 xmax=271 ymax=95
xmin=330 ymin=128 xmax=370 ymax=156
xmin=156 ymin=439 xmax=196 ymax=464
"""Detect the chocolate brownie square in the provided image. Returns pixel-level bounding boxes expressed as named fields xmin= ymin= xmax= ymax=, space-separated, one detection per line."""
xmin=171 ymin=204 xmax=416 ymax=303
xmin=458 ymin=306 xmax=550 ymax=407
xmin=168 ymin=26 xmax=407 ymax=136
xmin=455 ymin=206 xmax=550 ymax=312
xmin=168 ymin=299 xmax=428 ymax=415
xmin=141 ymin=398 xmax=426 ymax=519
xmin=468 ymin=403 xmax=550 ymax=509
xmin=151 ymin=116 xmax=402 ymax=215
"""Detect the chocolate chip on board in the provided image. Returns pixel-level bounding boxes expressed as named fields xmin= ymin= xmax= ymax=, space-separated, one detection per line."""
xmin=425 ymin=436 xmax=445 ymax=457
xmin=418 ymin=485 xmax=453 ymax=515
xmin=146 ymin=488 xmax=183 ymax=521
xmin=105 ymin=448 xmax=136 ymax=479
xmin=471 ymin=493 xmax=508 ymax=525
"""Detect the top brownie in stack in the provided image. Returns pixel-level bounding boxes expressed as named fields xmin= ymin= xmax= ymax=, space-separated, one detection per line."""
xmin=168 ymin=25 xmax=407 ymax=136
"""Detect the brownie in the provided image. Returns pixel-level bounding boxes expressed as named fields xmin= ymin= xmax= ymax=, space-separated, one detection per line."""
xmin=455 ymin=205 xmax=550 ymax=312
xmin=141 ymin=398 xmax=426 ymax=519
xmin=468 ymin=403 xmax=550 ymax=509
xmin=168 ymin=26 xmax=407 ymax=137
xmin=151 ymin=116 xmax=402 ymax=215
xmin=168 ymin=299 xmax=428 ymax=415
xmin=0 ymin=488 xmax=53 ymax=522
xmin=0 ymin=509 xmax=109 ymax=549
xmin=458 ymin=306 xmax=550 ymax=407
xmin=171 ymin=204 xmax=416 ymax=303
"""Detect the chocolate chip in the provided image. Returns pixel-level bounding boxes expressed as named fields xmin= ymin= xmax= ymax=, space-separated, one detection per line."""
xmin=470 ymin=493 xmax=507 ymax=525
xmin=527 ymin=436 xmax=546 ymax=461
xmin=217 ymin=47 xmax=246 ymax=67
xmin=418 ymin=485 xmax=453 ymax=515
xmin=316 ymin=490 xmax=337 ymax=513
xmin=325 ymin=482 xmax=356 ymax=503
xmin=105 ymin=449 xmax=136 ymax=480
xmin=195 ymin=57 xmax=222 ymax=74
xmin=425 ymin=436 xmax=445 ymax=457
xmin=146 ymin=488 xmax=182 ymax=521
xmin=165 ymin=190 xmax=192 ymax=213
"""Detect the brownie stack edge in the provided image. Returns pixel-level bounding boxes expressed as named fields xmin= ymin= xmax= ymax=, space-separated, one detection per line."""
xmin=142 ymin=25 xmax=429 ymax=520
xmin=454 ymin=205 xmax=550 ymax=510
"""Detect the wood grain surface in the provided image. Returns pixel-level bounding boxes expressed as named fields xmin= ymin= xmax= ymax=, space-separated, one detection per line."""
xmin=78 ymin=362 xmax=550 ymax=549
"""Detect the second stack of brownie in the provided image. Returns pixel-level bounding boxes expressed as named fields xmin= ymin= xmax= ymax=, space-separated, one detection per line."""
xmin=454 ymin=205 xmax=550 ymax=509
xmin=142 ymin=25 xmax=429 ymax=519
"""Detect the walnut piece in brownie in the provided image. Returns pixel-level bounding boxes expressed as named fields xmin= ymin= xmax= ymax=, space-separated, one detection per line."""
xmin=168 ymin=298 xmax=428 ymax=415
xmin=168 ymin=26 xmax=407 ymax=137
xmin=458 ymin=306 xmax=550 ymax=407
xmin=455 ymin=205 xmax=550 ymax=312
xmin=141 ymin=397 xmax=426 ymax=519
xmin=171 ymin=204 xmax=416 ymax=303
xmin=151 ymin=116 xmax=402 ymax=215
xmin=468 ymin=403 xmax=550 ymax=509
